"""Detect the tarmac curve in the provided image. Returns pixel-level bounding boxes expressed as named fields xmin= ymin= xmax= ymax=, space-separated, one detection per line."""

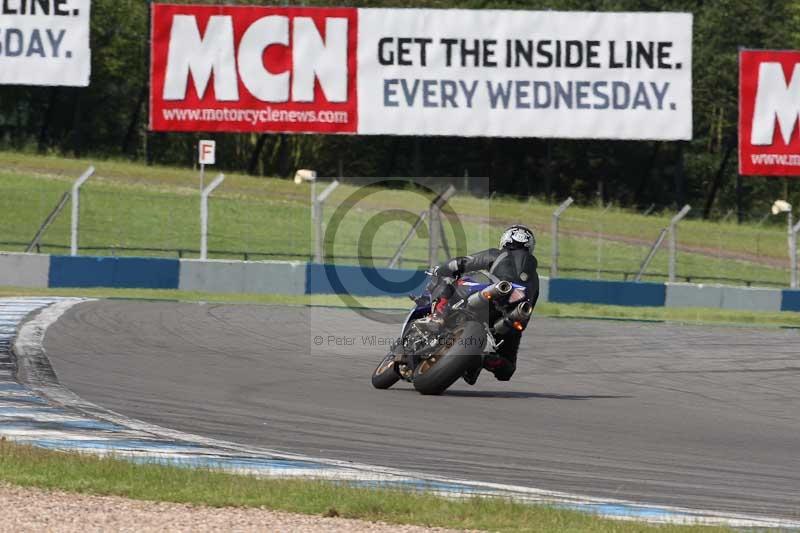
xmin=42 ymin=300 xmax=800 ymax=520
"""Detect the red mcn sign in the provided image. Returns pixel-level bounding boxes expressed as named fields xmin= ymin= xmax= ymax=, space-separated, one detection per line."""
xmin=740 ymin=50 xmax=800 ymax=176
xmin=149 ymin=4 xmax=358 ymax=133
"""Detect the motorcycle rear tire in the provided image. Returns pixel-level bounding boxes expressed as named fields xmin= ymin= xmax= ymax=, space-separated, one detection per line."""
xmin=412 ymin=321 xmax=484 ymax=395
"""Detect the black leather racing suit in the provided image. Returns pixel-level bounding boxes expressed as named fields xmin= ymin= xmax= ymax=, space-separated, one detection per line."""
xmin=434 ymin=247 xmax=539 ymax=381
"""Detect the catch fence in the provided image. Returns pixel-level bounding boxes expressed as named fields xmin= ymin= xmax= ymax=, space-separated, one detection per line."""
xmin=0 ymin=173 xmax=794 ymax=288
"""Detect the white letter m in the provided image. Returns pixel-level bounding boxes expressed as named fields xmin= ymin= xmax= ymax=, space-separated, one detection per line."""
xmin=163 ymin=15 xmax=239 ymax=101
xmin=752 ymin=62 xmax=800 ymax=146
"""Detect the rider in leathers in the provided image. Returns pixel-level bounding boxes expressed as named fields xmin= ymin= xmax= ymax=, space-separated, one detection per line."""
xmin=428 ymin=225 xmax=539 ymax=382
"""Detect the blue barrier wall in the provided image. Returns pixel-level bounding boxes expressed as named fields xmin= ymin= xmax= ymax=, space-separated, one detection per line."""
xmin=9 ymin=251 xmax=800 ymax=313
xmin=549 ymin=278 xmax=666 ymax=307
xmin=49 ymin=256 xmax=180 ymax=289
xmin=306 ymin=263 xmax=428 ymax=297
xmin=781 ymin=290 xmax=800 ymax=312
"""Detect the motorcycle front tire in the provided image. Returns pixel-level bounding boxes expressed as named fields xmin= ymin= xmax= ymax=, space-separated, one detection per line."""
xmin=371 ymin=352 xmax=401 ymax=389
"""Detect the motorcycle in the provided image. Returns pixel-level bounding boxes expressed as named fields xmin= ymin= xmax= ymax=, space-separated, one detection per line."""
xmin=371 ymin=272 xmax=533 ymax=395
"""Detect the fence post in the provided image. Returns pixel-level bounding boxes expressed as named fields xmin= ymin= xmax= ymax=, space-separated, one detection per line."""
xmin=550 ymin=197 xmax=574 ymax=279
xmin=28 ymin=191 xmax=70 ymax=253
xmin=313 ymin=180 xmax=340 ymax=263
xmin=427 ymin=186 xmax=457 ymax=268
xmin=790 ymin=214 xmax=800 ymax=289
xmin=200 ymin=173 xmax=225 ymax=260
xmin=634 ymin=228 xmax=668 ymax=282
xmin=668 ymin=205 xmax=692 ymax=283
xmin=388 ymin=211 xmax=428 ymax=269
xmin=428 ymin=202 xmax=441 ymax=269
xmin=70 ymin=166 xmax=95 ymax=257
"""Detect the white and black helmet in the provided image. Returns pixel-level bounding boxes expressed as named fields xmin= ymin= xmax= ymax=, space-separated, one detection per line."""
xmin=500 ymin=225 xmax=535 ymax=251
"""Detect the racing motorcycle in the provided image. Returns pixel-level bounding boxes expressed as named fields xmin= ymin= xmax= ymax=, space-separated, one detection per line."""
xmin=371 ymin=272 xmax=532 ymax=395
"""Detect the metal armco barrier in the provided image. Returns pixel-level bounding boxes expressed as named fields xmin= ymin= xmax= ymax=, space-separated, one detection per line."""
xmin=0 ymin=253 xmax=50 ymax=288
xmin=179 ymin=259 xmax=306 ymax=295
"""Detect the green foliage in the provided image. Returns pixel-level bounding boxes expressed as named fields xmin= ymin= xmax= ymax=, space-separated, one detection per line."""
xmin=0 ymin=0 xmax=798 ymax=217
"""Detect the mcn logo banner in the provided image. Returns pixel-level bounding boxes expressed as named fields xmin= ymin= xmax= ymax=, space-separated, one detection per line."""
xmin=150 ymin=4 xmax=358 ymax=133
xmin=150 ymin=4 xmax=692 ymax=140
xmin=740 ymin=50 xmax=800 ymax=176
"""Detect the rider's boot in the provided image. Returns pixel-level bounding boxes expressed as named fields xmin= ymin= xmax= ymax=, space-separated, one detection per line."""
xmin=463 ymin=365 xmax=481 ymax=385
xmin=483 ymin=354 xmax=512 ymax=380
xmin=466 ymin=355 xmax=506 ymax=385
xmin=483 ymin=354 xmax=504 ymax=369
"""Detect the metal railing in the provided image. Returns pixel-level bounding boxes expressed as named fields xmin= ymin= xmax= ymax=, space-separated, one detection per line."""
xmin=1 ymin=170 xmax=796 ymax=289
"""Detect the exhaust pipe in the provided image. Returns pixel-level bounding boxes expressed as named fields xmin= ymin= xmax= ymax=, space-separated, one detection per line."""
xmin=483 ymin=280 xmax=513 ymax=300
xmin=466 ymin=281 xmax=513 ymax=310
xmin=493 ymin=301 xmax=533 ymax=335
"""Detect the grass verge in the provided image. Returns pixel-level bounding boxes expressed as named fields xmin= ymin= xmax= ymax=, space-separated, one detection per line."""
xmin=0 ymin=440 xmax=729 ymax=533
xmin=2 ymin=286 xmax=799 ymax=328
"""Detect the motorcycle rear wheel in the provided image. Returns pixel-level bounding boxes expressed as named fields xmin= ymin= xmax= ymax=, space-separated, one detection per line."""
xmin=371 ymin=352 xmax=401 ymax=389
xmin=412 ymin=321 xmax=484 ymax=395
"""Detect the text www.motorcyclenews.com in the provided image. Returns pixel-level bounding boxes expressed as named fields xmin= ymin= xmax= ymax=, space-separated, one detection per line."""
xmin=751 ymin=153 xmax=800 ymax=166
xmin=162 ymin=107 xmax=350 ymax=125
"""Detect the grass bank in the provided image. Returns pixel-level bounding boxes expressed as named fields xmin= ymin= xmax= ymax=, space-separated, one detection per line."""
xmin=0 ymin=440 xmax=729 ymax=533
xmin=2 ymin=286 xmax=799 ymax=328
xmin=0 ymin=151 xmax=791 ymax=286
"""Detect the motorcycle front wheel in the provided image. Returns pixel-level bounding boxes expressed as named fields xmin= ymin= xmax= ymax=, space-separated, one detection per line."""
xmin=371 ymin=352 xmax=401 ymax=389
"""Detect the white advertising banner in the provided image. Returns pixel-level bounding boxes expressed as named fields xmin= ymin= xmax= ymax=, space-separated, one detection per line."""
xmin=150 ymin=5 xmax=692 ymax=140
xmin=358 ymin=10 xmax=693 ymax=140
xmin=0 ymin=0 xmax=91 ymax=87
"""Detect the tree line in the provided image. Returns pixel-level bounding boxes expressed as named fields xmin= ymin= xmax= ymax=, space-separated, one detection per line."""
xmin=1 ymin=0 xmax=798 ymax=220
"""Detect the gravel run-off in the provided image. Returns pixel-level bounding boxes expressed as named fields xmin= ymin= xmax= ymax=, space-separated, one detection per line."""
xmin=0 ymin=483 xmax=468 ymax=533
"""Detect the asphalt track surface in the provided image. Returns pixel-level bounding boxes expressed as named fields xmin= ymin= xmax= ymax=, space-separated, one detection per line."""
xmin=43 ymin=300 xmax=800 ymax=519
